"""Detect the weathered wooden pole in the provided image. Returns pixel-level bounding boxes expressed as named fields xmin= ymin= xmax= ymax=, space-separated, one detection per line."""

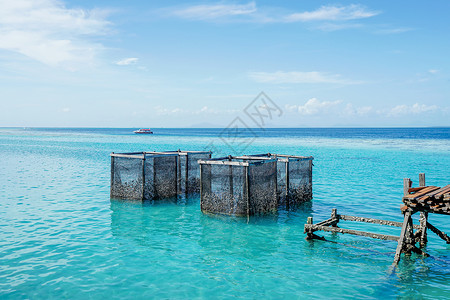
xmin=418 ymin=173 xmax=428 ymax=247
xmin=393 ymin=178 xmax=413 ymax=265
xmin=419 ymin=173 xmax=426 ymax=187
xmin=403 ymin=178 xmax=411 ymax=197
xmin=393 ymin=211 xmax=411 ymax=265
xmin=404 ymin=178 xmax=414 ymax=255
xmin=306 ymin=217 xmax=313 ymax=240
xmin=331 ymin=208 xmax=339 ymax=227
xmin=405 ymin=213 xmax=414 ymax=255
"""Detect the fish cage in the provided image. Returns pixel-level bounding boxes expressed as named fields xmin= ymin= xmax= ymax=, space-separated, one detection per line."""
xmin=237 ymin=154 xmax=314 ymax=208
xmin=198 ymin=156 xmax=278 ymax=216
xmin=110 ymin=150 xmax=212 ymax=200
xmin=151 ymin=150 xmax=212 ymax=195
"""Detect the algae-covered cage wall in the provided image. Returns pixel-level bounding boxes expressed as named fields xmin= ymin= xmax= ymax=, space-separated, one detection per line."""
xmin=150 ymin=150 xmax=212 ymax=196
xmin=110 ymin=150 xmax=212 ymax=200
xmin=199 ymin=157 xmax=278 ymax=216
xmin=110 ymin=152 xmax=178 ymax=200
xmin=240 ymin=154 xmax=314 ymax=207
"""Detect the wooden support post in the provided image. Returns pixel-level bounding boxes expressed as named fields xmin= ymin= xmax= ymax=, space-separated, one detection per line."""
xmin=405 ymin=214 xmax=414 ymax=255
xmin=404 ymin=178 xmax=415 ymax=255
xmin=331 ymin=208 xmax=339 ymax=227
xmin=394 ymin=178 xmax=414 ymax=265
xmin=393 ymin=210 xmax=412 ymax=265
xmin=418 ymin=173 xmax=428 ymax=247
xmin=419 ymin=173 xmax=426 ymax=187
xmin=403 ymin=178 xmax=412 ymax=197
xmin=306 ymin=217 xmax=313 ymax=240
xmin=331 ymin=209 xmax=337 ymax=219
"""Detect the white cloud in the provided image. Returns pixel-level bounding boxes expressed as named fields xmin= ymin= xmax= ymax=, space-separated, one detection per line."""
xmin=155 ymin=105 xmax=183 ymax=115
xmin=388 ymin=103 xmax=439 ymax=116
xmin=154 ymin=105 xmax=239 ymax=116
xmin=171 ymin=2 xmax=256 ymax=20
xmin=428 ymin=69 xmax=439 ymax=74
xmin=116 ymin=58 xmax=139 ymax=66
xmin=374 ymin=27 xmax=412 ymax=34
xmin=288 ymin=98 xmax=342 ymax=115
xmin=248 ymin=71 xmax=360 ymax=84
xmin=285 ymin=99 xmax=445 ymax=125
xmin=167 ymin=3 xmax=380 ymax=30
xmin=0 ymin=0 xmax=111 ymax=68
xmin=62 ymin=107 xmax=70 ymax=112
xmin=343 ymin=103 xmax=373 ymax=116
xmin=284 ymin=4 xmax=380 ymax=22
xmin=316 ymin=23 xmax=363 ymax=32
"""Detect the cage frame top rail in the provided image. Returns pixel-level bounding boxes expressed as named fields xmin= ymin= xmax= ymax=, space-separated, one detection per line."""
xmin=198 ymin=156 xmax=278 ymax=167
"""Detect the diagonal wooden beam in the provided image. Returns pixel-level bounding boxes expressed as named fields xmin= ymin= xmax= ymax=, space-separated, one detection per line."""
xmin=427 ymin=222 xmax=450 ymax=244
xmin=393 ymin=211 xmax=412 ymax=265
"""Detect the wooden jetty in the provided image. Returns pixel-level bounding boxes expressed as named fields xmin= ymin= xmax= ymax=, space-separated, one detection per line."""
xmin=304 ymin=173 xmax=450 ymax=266
xmin=394 ymin=174 xmax=450 ymax=264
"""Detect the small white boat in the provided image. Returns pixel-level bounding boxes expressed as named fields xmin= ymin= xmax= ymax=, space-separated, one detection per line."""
xmin=133 ymin=128 xmax=153 ymax=134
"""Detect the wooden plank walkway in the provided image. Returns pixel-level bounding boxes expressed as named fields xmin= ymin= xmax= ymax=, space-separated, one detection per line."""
xmin=402 ymin=184 xmax=450 ymax=214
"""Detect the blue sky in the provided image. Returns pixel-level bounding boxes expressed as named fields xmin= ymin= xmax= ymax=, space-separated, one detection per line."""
xmin=0 ymin=0 xmax=449 ymax=127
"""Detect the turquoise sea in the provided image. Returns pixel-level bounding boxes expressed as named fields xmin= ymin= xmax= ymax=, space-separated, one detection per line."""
xmin=0 ymin=127 xmax=449 ymax=299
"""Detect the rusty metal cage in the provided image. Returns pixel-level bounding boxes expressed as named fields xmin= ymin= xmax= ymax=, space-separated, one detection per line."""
xmin=199 ymin=157 xmax=278 ymax=216
xmin=110 ymin=150 xmax=212 ymax=200
xmin=199 ymin=153 xmax=313 ymax=216
xmin=238 ymin=154 xmax=313 ymax=208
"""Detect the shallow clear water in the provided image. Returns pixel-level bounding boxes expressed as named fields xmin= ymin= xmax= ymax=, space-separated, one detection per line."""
xmin=0 ymin=128 xmax=449 ymax=299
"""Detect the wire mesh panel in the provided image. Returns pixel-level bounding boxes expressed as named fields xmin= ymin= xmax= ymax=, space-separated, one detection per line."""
xmin=144 ymin=154 xmax=178 ymax=199
xmin=248 ymin=161 xmax=278 ymax=215
xmin=177 ymin=152 xmax=212 ymax=195
xmin=178 ymin=155 xmax=187 ymax=194
xmin=286 ymin=158 xmax=313 ymax=206
xmin=200 ymin=163 xmax=247 ymax=216
xmin=111 ymin=156 xmax=144 ymax=200
xmin=199 ymin=158 xmax=278 ymax=216
xmin=143 ymin=156 xmax=155 ymax=200
xmin=111 ymin=151 xmax=211 ymax=200
xmin=276 ymin=160 xmax=287 ymax=201
xmin=235 ymin=153 xmax=313 ymax=207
